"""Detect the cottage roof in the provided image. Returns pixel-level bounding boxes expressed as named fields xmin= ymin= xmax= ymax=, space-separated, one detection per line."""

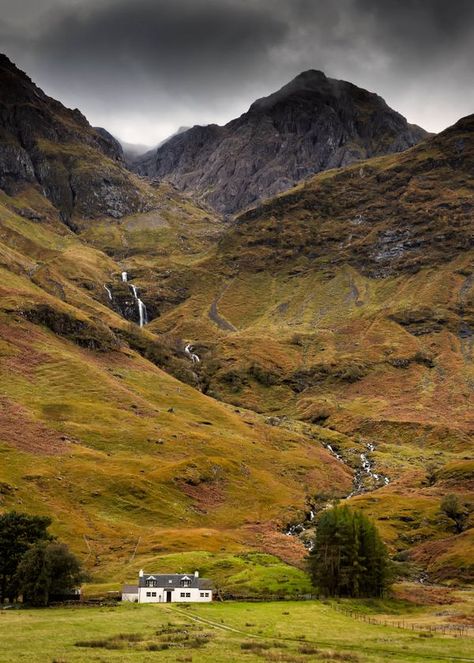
xmin=138 ymin=573 xmax=210 ymax=589
xmin=122 ymin=584 xmax=138 ymax=593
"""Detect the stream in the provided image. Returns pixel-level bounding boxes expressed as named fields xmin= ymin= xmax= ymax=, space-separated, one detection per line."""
xmin=285 ymin=441 xmax=390 ymax=549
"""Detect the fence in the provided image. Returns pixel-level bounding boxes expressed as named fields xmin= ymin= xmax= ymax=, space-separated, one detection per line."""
xmin=333 ymin=605 xmax=472 ymax=638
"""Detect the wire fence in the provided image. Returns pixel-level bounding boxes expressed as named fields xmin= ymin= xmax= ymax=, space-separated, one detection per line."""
xmin=333 ymin=605 xmax=472 ymax=638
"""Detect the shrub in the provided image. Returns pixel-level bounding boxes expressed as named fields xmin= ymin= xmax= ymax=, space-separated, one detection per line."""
xmin=440 ymin=494 xmax=469 ymax=533
xmin=240 ymin=641 xmax=271 ymax=651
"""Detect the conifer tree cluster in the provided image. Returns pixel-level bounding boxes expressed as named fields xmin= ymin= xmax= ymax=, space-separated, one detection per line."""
xmin=309 ymin=505 xmax=391 ymax=597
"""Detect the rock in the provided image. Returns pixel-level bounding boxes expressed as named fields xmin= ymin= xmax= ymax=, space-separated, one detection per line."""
xmin=0 ymin=54 xmax=151 ymax=225
xmin=93 ymin=127 xmax=125 ymax=162
xmin=0 ymin=142 xmax=35 ymax=193
xmin=134 ymin=69 xmax=429 ymax=215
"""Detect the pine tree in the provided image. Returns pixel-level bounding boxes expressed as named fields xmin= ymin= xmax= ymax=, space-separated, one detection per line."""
xmin=309 ymin=506 xmax=390 ymax=597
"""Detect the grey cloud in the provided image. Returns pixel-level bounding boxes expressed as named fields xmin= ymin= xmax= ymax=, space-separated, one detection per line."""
xmin=25 ymin=0 xmax=287 ymax=96
xmin=2 ymin=0 xmax=473 ymax=143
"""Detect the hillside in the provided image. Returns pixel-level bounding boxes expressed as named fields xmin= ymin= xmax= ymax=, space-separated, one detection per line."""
xmin=128 ymin=117 xmax=473 ymax=582
xmin=0 ymin=54 xmax=154 ymax=228
xmin=0 ymin=57 xmax=355 ymax=591
xmin=134 ymin=70 xmax=428 ymax=215
xmin=0 ymin=55 xmax=472 ymax=589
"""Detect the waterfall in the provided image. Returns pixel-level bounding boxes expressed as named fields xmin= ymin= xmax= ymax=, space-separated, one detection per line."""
xmin=104 ymin=285 xmax=113 ymax=301
xmin=129 ymin=283 xmax=148 ymax=327
xmin=121 ymin=271 xmax=128 ymax=282
xmin=184 ymin=343 xmax=200 ymax=363
xmin=285 ymin=441 xmax=391 ymax=547
xmin=137 ymin=298 xmax=148 ymax=327
xmin=326 ymin=444 xmax=342 ymax=460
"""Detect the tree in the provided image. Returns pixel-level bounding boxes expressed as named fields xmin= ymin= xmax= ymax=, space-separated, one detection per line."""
xmin=0 ymin=511 xmax=51 ymax=603
xmin=308 ymin=505 xmax=391 ymax=597
xmin=440 ymin=494 xmax=469 ymax=534
xmin=15 ymin=542 xmax=84 ymax=607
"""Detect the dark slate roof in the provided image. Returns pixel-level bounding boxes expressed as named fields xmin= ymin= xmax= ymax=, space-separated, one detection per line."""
xmin=138 ymin=573 xmax=211 ymax=589
xmin=122 ymin=584 xmax=138 ymax=593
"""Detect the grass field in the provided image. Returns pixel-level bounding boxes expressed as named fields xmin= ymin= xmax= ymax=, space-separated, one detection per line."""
xmin=0 ymin=598 xmax=472 ymax=663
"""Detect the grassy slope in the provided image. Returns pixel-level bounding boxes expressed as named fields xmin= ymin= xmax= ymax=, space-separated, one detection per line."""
xmin=0 ymin=101 xmax=472 ymax=588
xmin=0 ymin=184 xmax=353 ymax=591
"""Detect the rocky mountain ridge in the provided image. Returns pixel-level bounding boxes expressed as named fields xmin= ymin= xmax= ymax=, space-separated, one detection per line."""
xmin=134 ymin=69 xmax=428 ymax=215
xmin=0 ymin=54 xmax=152 ymax=227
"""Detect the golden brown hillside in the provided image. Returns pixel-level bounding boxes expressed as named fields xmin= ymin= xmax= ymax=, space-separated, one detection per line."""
xmin=111 ymin=118 xmax=473 ymax=582
xmin=0 ymin=52 xmax=472 ymax=589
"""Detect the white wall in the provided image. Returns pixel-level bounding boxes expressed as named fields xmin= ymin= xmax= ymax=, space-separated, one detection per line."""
xmin=138 ymin=586 xmax=212 ymax=603
xmin=122 ymin=592 xmax=138 ymax=603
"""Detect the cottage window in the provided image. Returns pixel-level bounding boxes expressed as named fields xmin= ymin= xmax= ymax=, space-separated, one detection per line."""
xmin=186 ymin=592 xmax=191 ymax=597
xmin=200 ymin=592 xmax=204 ymax=597
xmin=180 ymin=592 xmax=185 ymax=597
xmin=146 ymin=592 xmax=151 ymax=597
xmin=181 ymin=580 xmax=190 ymax=587
xmin=152 ymin=592 xmax=156 ymax=597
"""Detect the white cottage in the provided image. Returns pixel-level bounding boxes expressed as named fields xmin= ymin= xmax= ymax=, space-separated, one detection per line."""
xmin=122 ymin=570 xmax=213 ymax=603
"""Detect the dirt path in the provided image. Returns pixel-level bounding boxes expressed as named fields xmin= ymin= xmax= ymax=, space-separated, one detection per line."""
xmin=208 ymin=279 xmax=238 ymax=332
xmin=165 ymin=605 xmax=474 ymax=662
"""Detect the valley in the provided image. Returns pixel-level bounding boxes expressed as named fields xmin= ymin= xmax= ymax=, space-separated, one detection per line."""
xmin=0 ymin=53 xmax=472 ymax=599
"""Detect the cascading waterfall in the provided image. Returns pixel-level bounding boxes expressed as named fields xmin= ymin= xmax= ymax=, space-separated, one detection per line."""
xmin=184 ymin=343 xmax=200 ymax=363
xmin=104 ymin=285 xmax=113 ymax=301
xmin=121 ymin=271 xmax=128 ymax=282
xmin=285 ymin=441 xmax=391 ymax=546
xmin=129 ymin=283 xmax=148 ymax=327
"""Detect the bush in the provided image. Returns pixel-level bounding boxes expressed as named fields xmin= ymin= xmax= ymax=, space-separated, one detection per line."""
xmin=440 ymin=494 xmax=469 ymax=533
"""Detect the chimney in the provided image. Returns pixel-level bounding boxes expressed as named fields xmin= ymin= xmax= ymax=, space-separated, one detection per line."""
xmin=139 ymin=569 xmax=144 ymax=577
xmin=194 ymin=570 xmax=199 ymax=578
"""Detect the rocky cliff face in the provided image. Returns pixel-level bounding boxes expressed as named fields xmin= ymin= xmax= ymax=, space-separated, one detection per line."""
xmin=0 ymin=54 xmax=151 ymax=227
xmin=134 ymin=70 xmax=428 ymax=215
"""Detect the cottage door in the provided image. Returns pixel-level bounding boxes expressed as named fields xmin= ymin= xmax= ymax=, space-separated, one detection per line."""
xmin=166 ymin=591 xmax=172 ymax=603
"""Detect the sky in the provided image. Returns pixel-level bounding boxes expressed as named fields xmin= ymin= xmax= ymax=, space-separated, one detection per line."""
xmin=1 ymin=0 xmax=473 ymax=146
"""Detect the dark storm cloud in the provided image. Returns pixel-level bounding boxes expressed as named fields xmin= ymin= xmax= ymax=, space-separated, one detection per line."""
xmin=2 ymin=0 xmax=473 ymax=144
xmin=34 ymin=0 xmax=287 ymax=92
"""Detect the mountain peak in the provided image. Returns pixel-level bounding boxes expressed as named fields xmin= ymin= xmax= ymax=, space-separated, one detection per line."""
xmin=249 ymin=69 xmax=330 ymax=112
xmin=136 ymin=71 xmax=428 ymax=215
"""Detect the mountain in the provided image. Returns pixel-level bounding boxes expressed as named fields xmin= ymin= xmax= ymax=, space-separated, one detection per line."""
xmin=0 ymin=56 xmax=348 ymax=592
xmin=124 ymin=116 xmax=473 ymax=582
xmin=134 ymin=70 xmax=428 ymax=215
xmin=120 ymin=140 xmax=154 ymax=164
xmin=0 ymin=55 xmax=472 ymax=589
xmin=121 ymin=127 xmax=190 ymax=166
xmin=0 ymin=54 xmax=153 ymax=229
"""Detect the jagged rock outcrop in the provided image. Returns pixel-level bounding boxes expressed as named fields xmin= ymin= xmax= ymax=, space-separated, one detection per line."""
xmin=0 ymin=54 xmax=151 ymax=226
xmin=93 ymin=127 xmax=125 ymax=162
xmin=134 ymin=70 xmax=428 ymax=215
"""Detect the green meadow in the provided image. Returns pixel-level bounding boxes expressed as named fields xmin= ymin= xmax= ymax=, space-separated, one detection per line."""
xmin=0 ymin=599 xmax=472 ymax=663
